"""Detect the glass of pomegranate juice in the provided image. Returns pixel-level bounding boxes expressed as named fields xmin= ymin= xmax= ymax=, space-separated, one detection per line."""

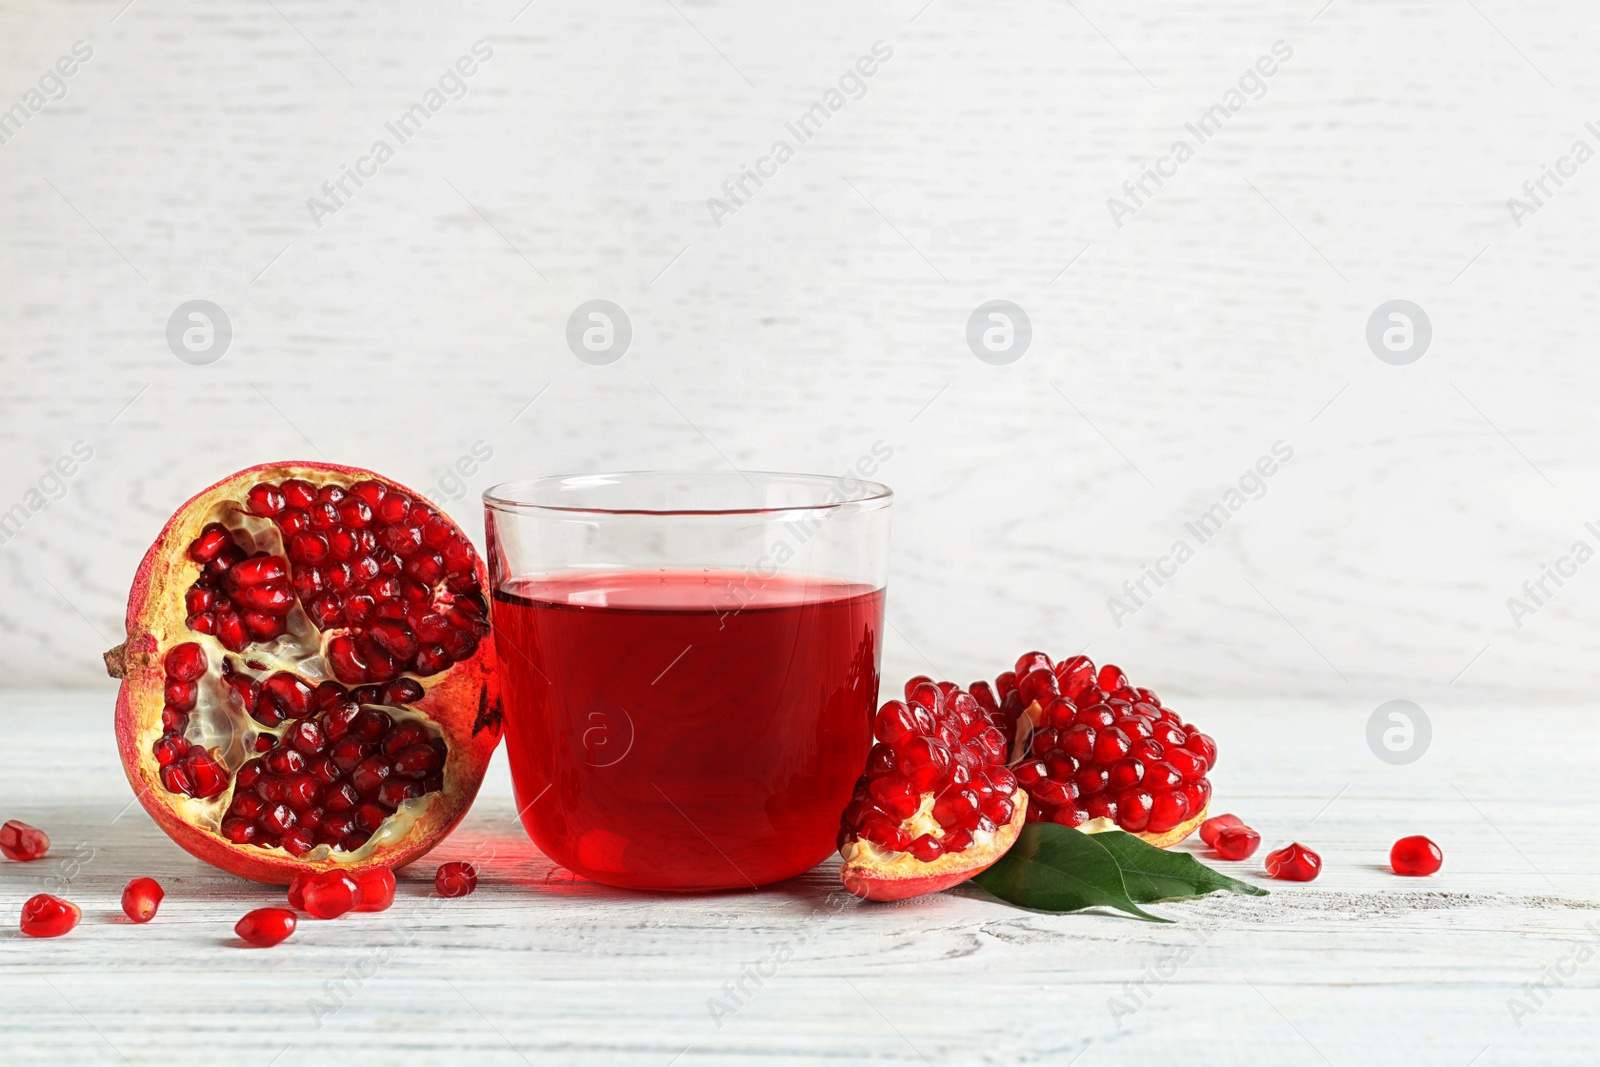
xmin=484 ymin=471 xmax=891 ymax=891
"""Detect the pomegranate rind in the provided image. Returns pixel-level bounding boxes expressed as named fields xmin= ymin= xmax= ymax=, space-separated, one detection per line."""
xmin=839 ymin=794 xmax=1029 ymax=902
xmin=110 ymin=461 xmax=501 ymax=885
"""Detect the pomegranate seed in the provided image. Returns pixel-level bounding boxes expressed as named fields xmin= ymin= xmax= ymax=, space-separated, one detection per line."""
xmin=121 ymin=877 xmax=164 ymax=922
xmin=1390 ymin=835 xmax=1443 ymax=876
xmin=236 ymin=907 xmax=297 ymax=946
xmin=246 ymin=483 xmax=286 ymax=516
xmin=163 ymin=641 xmax=208 ymax=682
xmin=354 ymin=867 xmax=396 ymax=911
xmin=1115 ymin=790 xmax=1154 ymax=831
xmin=19 ymin=894 xmax=80 ymax=937
xmin=1214 ymin=825 xmax=1261 ymax=861
xmin=906 ymin=834 xmax=943 ymax=862
xmin=0 ymin=819 xmax=50 ymax=861
xmin=435 ymin=861 xmax=478 ymax=897
xmin=301 ymin=871 xmax=361 ymax=919
xmin=1199 ymin=813 xmax=1244 ymax=847
xmin=1265 ymin=842 xmax=1321 ymax=881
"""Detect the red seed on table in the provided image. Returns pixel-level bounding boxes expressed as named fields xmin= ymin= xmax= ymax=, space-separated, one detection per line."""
xmin=236 ymin=907 xmax=297 ymax=946
xmin=1214 ymin=825 xmax=1261 ymax=861
xmin=354 ymin=867 xmax=396 ymax=912
xmin=1198 ymin=813 xmax=1243 ymax=848
xmin=121 ymin=877 xmax=165 ymax=923
xmin=1390 ymin=835 xmax=1443 ymax=876
xmin=20 ymin=894 xmax=80 ymax=937
xmin=301 ymin=871 xmax=361 ymax=919
xmin=0 ymin=819 xmax=50 ymax=861
xmin=1264 ymin=842 xmax=1321 ymax=882
xmin=435 ymin=861 xmax=478 ymax=897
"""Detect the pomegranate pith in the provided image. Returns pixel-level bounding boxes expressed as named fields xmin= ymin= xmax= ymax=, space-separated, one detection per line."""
xmin=993 ymin=654 xmax=1212 ymax=847
xmin=838 ymin=681 xmax=1027 ymax=901
xmin=107 ymin=462 xmax=502 ymax=885
xmin=0 ymin=819 xmax=50 ymax=861
xmin=121 ymin=877 xmax=165 ymax=922
xmin=1265 ymin=842 xmax=1321 ymax=881
xmin=435 ymin=861 xmax=478 ymax=897
xmin=1390 ymin=835 xmax=1443 ymax=876
xmin=20 ymin=894 xmax=80 ymax=937
xmin=236 ymin=907 xmax=297 ymax=946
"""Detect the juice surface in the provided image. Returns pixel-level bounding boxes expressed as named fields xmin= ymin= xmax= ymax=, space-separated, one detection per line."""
xmin=492 ymin=570 xmax=883 ymax=890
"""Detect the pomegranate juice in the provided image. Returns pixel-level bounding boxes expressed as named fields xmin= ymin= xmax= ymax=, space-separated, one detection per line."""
xmin=492 ymin=571 xmax=883 ymax=890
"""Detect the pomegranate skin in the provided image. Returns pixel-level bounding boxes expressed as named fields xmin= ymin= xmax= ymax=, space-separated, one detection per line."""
xmin=108 ymin=461 xmax=502 ymax=885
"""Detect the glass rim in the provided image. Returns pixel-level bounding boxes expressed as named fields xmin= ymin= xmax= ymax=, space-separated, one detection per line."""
xmin=483 ymin=470 xmax=894 ymax=517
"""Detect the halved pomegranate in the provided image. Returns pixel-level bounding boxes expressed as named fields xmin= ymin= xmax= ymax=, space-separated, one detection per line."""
xmin=106 ymin=462 xmax=501 ymax=884
xmin=837 ymin=681 xmax=1027 ymax=902
xmin=982 ymin=654 xmax=1212 ymax=847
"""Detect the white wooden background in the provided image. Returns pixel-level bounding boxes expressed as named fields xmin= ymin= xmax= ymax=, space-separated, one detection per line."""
xmin=2 ymin=0 xmax=1599 ymax=700
xmin=3 ymin=1 xmax=1600 ymax=1062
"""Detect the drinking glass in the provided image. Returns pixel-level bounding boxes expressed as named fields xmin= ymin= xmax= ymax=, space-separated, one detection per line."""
xmin=483 ymin=471 xmax=892 ymax=891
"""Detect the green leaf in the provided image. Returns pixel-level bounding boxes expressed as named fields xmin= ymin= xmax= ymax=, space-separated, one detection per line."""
xmin=970 ymin=824 xmax=1267 ymax=921
xmin=1093 ymin=829 xmax=1269 ymax=902
xmin=970 ymin=823 xmax=1169 ymax=922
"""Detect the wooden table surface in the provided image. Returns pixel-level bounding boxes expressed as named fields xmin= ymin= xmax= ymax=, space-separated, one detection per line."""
xmin=1 ymin=689 xmax=1595 ymax=1065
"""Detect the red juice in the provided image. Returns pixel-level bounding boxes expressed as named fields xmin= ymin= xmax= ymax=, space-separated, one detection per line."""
xmin=492 ymin=570 xmax=883 ymax=890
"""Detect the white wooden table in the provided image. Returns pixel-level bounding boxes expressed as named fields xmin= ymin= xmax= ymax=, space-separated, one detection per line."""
xmin=2 ymin=689 xmax=1596 ymax=1065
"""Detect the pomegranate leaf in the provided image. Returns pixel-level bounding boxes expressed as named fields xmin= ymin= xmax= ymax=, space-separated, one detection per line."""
xmin=970 ymin=823 xmax=1169 ymax=922
xmin=971 ymin=824 xmax=1265 ymax=920
xmin=1092 ymin=828 xmax=1268 ymax=903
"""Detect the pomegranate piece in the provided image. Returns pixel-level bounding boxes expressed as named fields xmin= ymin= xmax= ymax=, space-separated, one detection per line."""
xmin=0 ymin=819 xmax=49 ymax=861
xmin=838 ymin=684 xmax=1028 ymax=902
xmin=20 ymin=894 xmax=81 ymax=937
xmin=104 ymin=462 xmax=502 ymax=886
xmin=121 ymin=877 xmax=165 ymax=922
xmin=1199 ymin=813 xmax=1243 ymax=848
xmin=990 ymin=654 xmax=1212 ymax=848
xmin=354 ymin=867 xmax=397 ymax=911
xmin=1390 ymin=835 xmax=1443 ymax=876
xmin=235 ymin=907 xmax=298 ymax=946
xmin=1264 ymin=842 xmax=1321 ymax=881
xmin=435 ymin=861 xmax=479 ymax=897
xmin=301 ymin=871 xmax=361 ymax=919
xmin=1213 ymin=825 xmax=1261 ymax=861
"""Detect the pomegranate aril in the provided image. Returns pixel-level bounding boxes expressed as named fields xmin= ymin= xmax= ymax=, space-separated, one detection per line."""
xmin=906 ymin=834 xmax=943 ymax=862
xmin=1390 ymin=835 xmax=1443 ymax=876
xmin=282 ymin=829 xmax=316 ymax=856
xmin=20 ymin=894 xmax=80 ymax=937
xmin=186 ymin=752 xmax=230 ymax=798
xmin=261 ymin=803 xmax=298 ymax=835
xmin=164 ymin=641 xmax=208 ymax=682
xmin=1199 ymin=813 xmax=1244 ymax=847
xmin=302 ymin=871 xmax=361 ymax=918
xmin=351 ymin=755 xmax=391 ymax=796
xmin=120 ymin=877 xmax=164 ymax=922
xmin=1085 ymin=794 xmax=1117 ymax=821
xmin=187 ymin=523 xmax=232 ymax=564
xmin=378 ymin=778 xmax=423 ymax=809
xmin=263 ymin=747 xmax=305 ymax=776
xmin=1214 ymin=825 xmax=1261 ymax=861
xmin=1264 ymin=842 xmax=1321 ymax=881
xmin=0 ymin=819 xmax=50 ymax=861
xmin=355 ymin=802 xmax=389 ymax=832
xmin=868 ymin=776 xmax=919 ymax=820
xmin=236 ymin=907 xmax=297 ymax=946
xmin=1107 ymin=757 xmax=1144 ymax=792
xmin=1115 ymin=790 xmax=1154 ymax=832
xmin=932 ymin=788 xmax=981 ymax=830
xmin=1143 ymin=762 xmax=1182 ymax=793
xmin=1145 ymin=790 xmax=1189 ymax=833
xmin=1031 ymin=778 xmax=1076 ymax=808
xmin=436 ymin=861 xmax=479 ymax=897
xmin=354 ymin=867 xmax=396 ymax=911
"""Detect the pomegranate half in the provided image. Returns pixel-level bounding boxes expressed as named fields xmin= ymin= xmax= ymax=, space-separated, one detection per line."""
xmin=106 ymin=462 xmax=501 ymax=884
